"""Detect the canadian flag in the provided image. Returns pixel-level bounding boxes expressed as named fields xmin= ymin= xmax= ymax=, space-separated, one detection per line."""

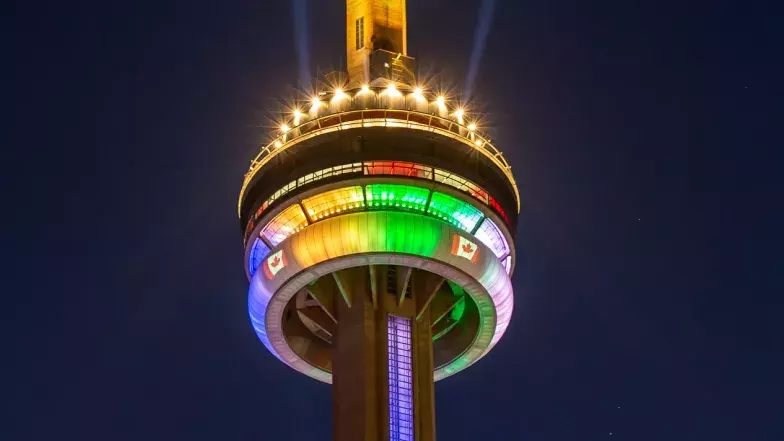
xmin=264 ymin=250 xmax=287 ymax=279
xmin=451 ymin=235 xmax=480 ymax=263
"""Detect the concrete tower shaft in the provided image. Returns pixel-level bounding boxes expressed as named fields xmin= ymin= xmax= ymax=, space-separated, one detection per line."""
xmin=346 ymin=0 xmax=409 ymax=84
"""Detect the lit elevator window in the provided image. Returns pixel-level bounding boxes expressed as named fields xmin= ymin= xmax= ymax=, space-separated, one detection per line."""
xmin=260 ymin=204 xmax=308 ymax=246
xmin=365 ymin=184 xmax=429 ymax=211
xmin=426 ymin=192 xmax=484 ymax=232
xmin=474 ymin=217 xmax=510 ymax=258
xmin=388 ymin=316 xmax=413 ymax=441
xmin=301 ymin=186 xmax=365 ymax=220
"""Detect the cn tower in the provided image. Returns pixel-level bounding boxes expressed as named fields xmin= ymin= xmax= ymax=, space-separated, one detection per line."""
xmin=237 ymin=1 xmax=519 ymax=440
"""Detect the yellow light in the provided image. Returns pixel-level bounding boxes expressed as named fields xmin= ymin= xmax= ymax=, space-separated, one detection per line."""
xmin=293 ymin=109 xmax=302 ymax=119
xmin=361 ymin=84 xmax=370 ymax=92
xmin=387 ymin=83 xmax=396 ymax=92
xmin=468 ymin=123 xmax=477 ymax=131
xmin=474 ymin=139 xmax=483 ymax=146
xmin=414 ymin=87 xmax=423 ymax=96
xmin=455 ymin=108 xmax=464 ymax=118
xmin=274 ymin=140 xmax=283 ymax=148
xmin=333 ymin=88 xmax=345 ymax=100
xmin=280 ymin=123 xmax=290 ymax=133
xmin=311 ymin=96 xmax=321 ymax=107
xmin=436 ymin=96 xmax=446 ymax=106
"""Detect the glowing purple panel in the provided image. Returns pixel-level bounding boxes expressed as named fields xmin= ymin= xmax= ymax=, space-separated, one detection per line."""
xmin=388 ymin=316 xmax=413 ymax=441
xmin=474 ymin=217 xmax=510 ymax=258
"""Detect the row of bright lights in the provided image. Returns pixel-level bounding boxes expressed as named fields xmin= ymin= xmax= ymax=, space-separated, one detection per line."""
xmin=279 ymin=84 xmax=477 ymax=134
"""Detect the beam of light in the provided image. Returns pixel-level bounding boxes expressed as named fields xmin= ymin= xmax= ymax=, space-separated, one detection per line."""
xmin=290 ymin=0 xmax=311 ymax=88
xmin=464 ymin=0 xmax=498 ymax=100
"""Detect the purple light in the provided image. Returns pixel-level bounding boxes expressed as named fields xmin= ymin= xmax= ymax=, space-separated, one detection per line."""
xmin=388 ymin=316 xmax=413 ymax=441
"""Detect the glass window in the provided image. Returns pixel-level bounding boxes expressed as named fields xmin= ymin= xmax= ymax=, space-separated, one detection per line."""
xmin=388 ymin=316 xmax=413 ymax=441
xmin=355 ymin=17 xmax=364 ymax=50
xmin=261 ymin=204 xmax=308 ymax=246
xmin=488 ymin=196 xmax=510 ymax=224
xmin=427 ymin=192 xmax=484 ymax=232
xmin=248 ymin=238 xmax=271 ymax=276
xmin=434 ymin=169 xmax=489 ymax=204
xmin=474 ymin=218 xmax=510 ymax=258
xmin=302 ymin=186 xmax=365 ymax=221
xmin=365 ymin=184 xmax=429 ymax=212
xmin=365 ymin=161 xmax=432 ymax=179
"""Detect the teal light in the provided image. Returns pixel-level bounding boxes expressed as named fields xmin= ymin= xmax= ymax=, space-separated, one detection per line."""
xmin=427 ymin=192 xmax=484 ymax=232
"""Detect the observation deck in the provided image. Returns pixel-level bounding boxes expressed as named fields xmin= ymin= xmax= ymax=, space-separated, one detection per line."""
xmin=238 ymin=84 xmax=520 ymax=237
xmin=239 ymin=80 xmax=519 ymax=384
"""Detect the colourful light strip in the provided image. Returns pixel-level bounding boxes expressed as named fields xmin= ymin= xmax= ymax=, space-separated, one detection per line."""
xmin=365 ymin=161 xmax=433 ymax=179
xmin=245 ymin=160 xmax=512 ymax=232
xmin=248 ymin=183 xmax=514 ymax=278
xmin=388 ymin=316 xmax=414 ymax=441
xmin=474 ymin=218 xmax=510 ymax=258
xmin=365 ymin=184 xmax=429 ymax=211
xmin=301 ymin=185 xmax=365 ymax=221
xmin=260 ymin=204 xmax=308 ymax=246
xmin=247 ymin=211 xmax=514 ymax=383
xmin=248 ymin=238 xmax=270 ymax=276
xmin=427 ymin=191 xmax=484 ymax=232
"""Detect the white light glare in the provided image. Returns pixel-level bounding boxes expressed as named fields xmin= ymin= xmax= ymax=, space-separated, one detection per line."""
xmin=436 ymin=96 xmax=446 ymax=106
xmin=361 ymin=84 xmax=370 ymax=92
xmin=468 ymin=123 xmax=477 ymax=131
xmin=280 ymin=124 xmax=290 ymax=133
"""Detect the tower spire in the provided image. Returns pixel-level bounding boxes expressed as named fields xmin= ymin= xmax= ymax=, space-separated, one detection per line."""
xmin=346 ymin=0 xmax=408 ymax=85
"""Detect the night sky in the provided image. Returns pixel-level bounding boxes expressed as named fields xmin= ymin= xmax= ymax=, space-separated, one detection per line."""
xmin=4 ymin=0 xmax=783 ymax=439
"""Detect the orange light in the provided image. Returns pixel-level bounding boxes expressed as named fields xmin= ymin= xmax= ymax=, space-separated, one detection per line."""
xmin=436 ymin=96 xmax=446 ymax=106
xmin=468 ymin=123 xmax=477 ymax=131
xmin=280 ymin=124 xmax=290 ymax=133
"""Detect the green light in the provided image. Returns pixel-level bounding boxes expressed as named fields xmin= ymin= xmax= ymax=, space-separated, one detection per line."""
xmin=450 ymin=297 xmax=466 ymax=321
xmin=366 ymin=184 xmax=430 ymax=212
xmin=427 ymin=192 xmax=484 ymax=232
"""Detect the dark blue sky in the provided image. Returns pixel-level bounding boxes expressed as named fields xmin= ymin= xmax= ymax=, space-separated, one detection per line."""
xmin=4 ymin=0 xmax=783 ymax=439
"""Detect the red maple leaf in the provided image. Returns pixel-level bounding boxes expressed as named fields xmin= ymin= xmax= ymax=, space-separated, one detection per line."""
xmin=270 ymin=255 xmax=281 ymax=267
xmin=462 ymin=243 xmax=473 ymax=254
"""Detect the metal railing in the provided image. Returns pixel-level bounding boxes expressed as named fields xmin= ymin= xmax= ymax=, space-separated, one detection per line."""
xmin=238 ymin=108 xmax=520 ymax=215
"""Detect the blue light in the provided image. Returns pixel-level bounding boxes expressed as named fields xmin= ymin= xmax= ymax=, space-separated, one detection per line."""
xmin=248 ymin=238 xmax=270 ymax=276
